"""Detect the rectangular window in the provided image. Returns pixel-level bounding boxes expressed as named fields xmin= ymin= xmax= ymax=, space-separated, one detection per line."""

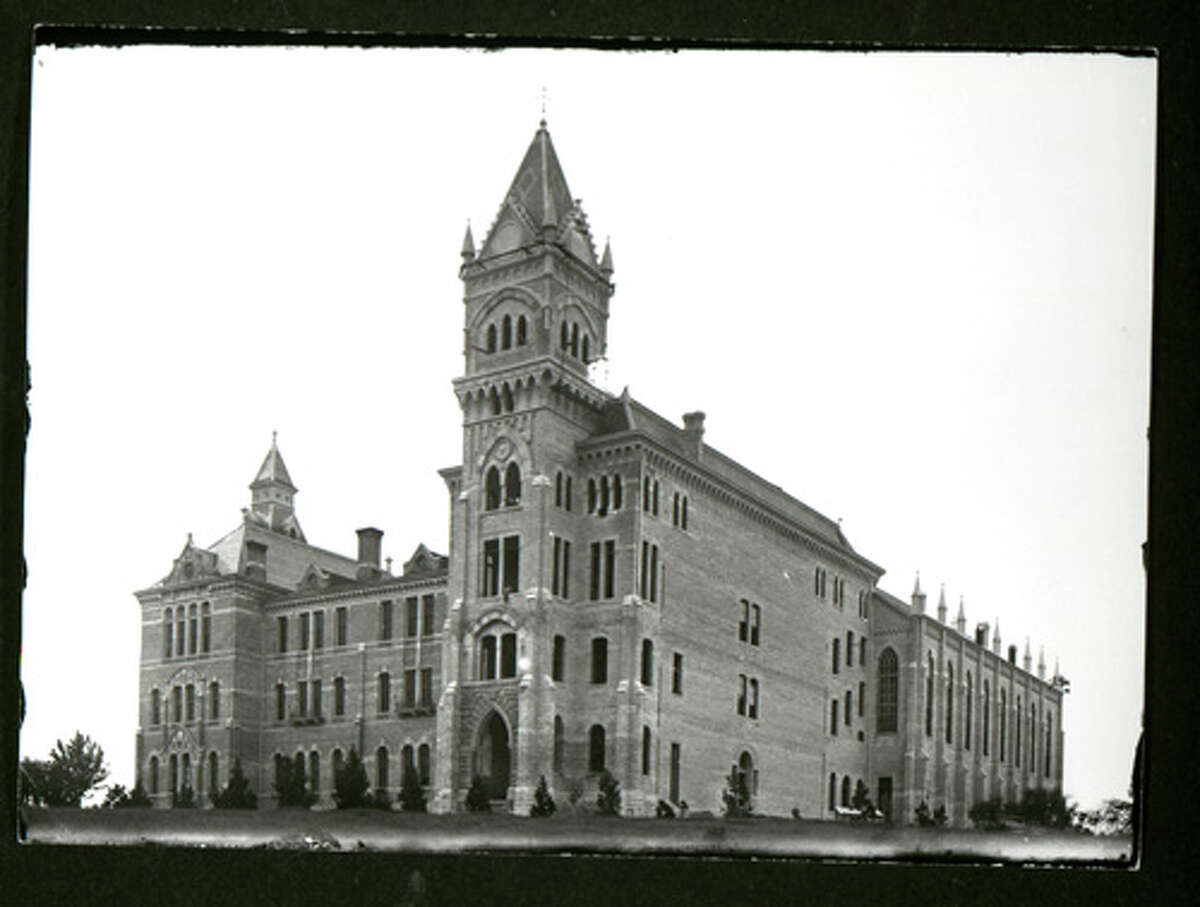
xmin=201 ymin=604 xmax=211 ymax=653
xmin=860 ymin=636 xmax=866 ymax=666
xmin=378 ymin=672 xmax=390 ymax=713
xmin=151 ymin=689 xmax=161 ymax=725
xmin=482 ymin=539 xmax=500 ymax=596
xmin=277 ymin=616 xmax=288 ymax=653
xmin=589 ymin=542 xmax=601 ymax=601
xmin=379 ymin=600 xmax=393 ymax=641
xmin=672 ymin=652 xmax=683 ymax=695
xmin=681 ymin=497 xmax=688 ymax=530
xmin=653 ymin=480 xmax=659 ymax=516
xmin=737 ymin=674 xmax=747 ymax=716
xmin=188 ymin=607 xmax=197 ymax=655
xmin=845 ymin=689 xmax=852 ymax=727
xmin=404 ymin=669 xmax=416 ymax=708
xmin=209 ymin=681 xmax=219 ymax=720
xmin=422 ymin=595 xmax=436 ymax=636
xmin=502 ymin=535 xmax=520 ymax=594
xmin=673 ymin=492 xmax=680 ymax=526
xmin=298 ymin=679 xmax=308 ymax=716
xmin=641 ymin=639 xmax=654 ymax=686
xmin=670 ymin=743 xmax=681 ymax=804
xmin=750 ymin=604 xmax=761 ymax=646
xmin=552 ymin=635 xmax=565 ymax=682
xmin=300 ymin=612 xmax=310 ymax=650
xmin=832 ymin=638 xmax=840 ymax=674
xmin=420 ymin=668 xmax=433 ymax=707
xmin=335 ymin=607 xmax=347 ymax=646
xmin=334 ymin=676 xmax=345 ymax=716
xmin=648 ymin=544 xmax=657 ymax=602
xmin=312 ymin=678 xmax=322 ymax=718
xmin=831 ymin=699 xmax=839 ymax=735
xmin=591 ymin=637 xmax=608 ymax=684
xmin=173 ymin=685 xmax=182 ymax=722
xmin=565 ymin=476 xmax=572 ymax=511
xmin=562 ymin=540 xmax=571 ymax=598
xmin=739 ymin=600 xmax=748 ymax=642
xmin=859 ymin=681 xmax=865 ymax=717
xmin=176 ymin=612 xmax=185 ymax=656
xmin=405 ymin=597 xmax=419 ymax=638
xmin=313 ymin=611 xmax=324 ymax=649
xmin=501 ymin=633 xmax=517 ymax=678
xmin=604 ymin=540 xmax=616 ymax=599
xmin=164 ymin=615 xmax=172 ymax=659
xmin=185 ymin=684 xmax=195 ymax=722
xmin=640 ymin=541 xmax=649 ymax=599
xmin=749 ymin=678 xmax=759 ymax=719
xmin=552 ymin=536 xmax=562 ymax=596
xmin=275 ymin=683 xmax=285 ymax=721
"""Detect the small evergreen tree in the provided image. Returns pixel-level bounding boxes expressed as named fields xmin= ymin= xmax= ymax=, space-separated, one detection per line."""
xmin=969 ymin=796 xmax=1005 ymax=829
xmin=914 ymin=799 xmax=935 ymax=827
xmin=465 ymin=775 xmax=491 ymax=812
xmin=274 ymin=756 xmax=316 ymax=808
xmin=333 ymin=748 xmax=371 ymax=809
xmin=124 ymin=781 xmax=152 ymax=808
xmin=851 ymin=780 xmax=873 ymax=821
xmin=531 ymin=775 xmax=556 ymax=817
xmin=721 ymin=768 xmax=752 ymax=818
xmin=657 ymin=799 xmax=676 ymax=819
xmin=596 ymin=770 xmax=621 ymax=816
xmin=172 ymin=781 xmax=197 ymax=809
xmin=399 ymin=765 xmax=427 ymax=812
xmin=211 ymin=758 xmax=258 ymax=809
xmin=932 ymin=803 xmax=948 ymax=827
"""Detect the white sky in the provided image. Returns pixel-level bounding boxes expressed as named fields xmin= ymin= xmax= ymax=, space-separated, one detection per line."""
xmin=22 ymin=46 xmax=1154 ymax=811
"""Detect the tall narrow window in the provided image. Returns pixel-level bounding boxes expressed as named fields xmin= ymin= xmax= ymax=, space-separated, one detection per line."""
xmin=738 ymin=599 xmax=749 ymax=642
xmin=877 ymin=648 xmax=899 ymax=732
xmin=405 ymin=597 xmax=419 ymax=638
xmin=170 ymin=755 xmax=179 ymax=794
xmin=860 ymin=636 xmax=866 ymax=666
xmin=376 ymin=746 xmax=389 ymax=792
xmin=582 ymin=335 xmax=590 ymax=362
xmin=830 ymin=698 xmax=839 ymax=735
xmin=311 ymin=679 xmax=321 ymax=720
xmin=379 ymin=600 xmax=393 ymax=641
xmin=641 ymin=639 xmax=654 ymax=686
xmin=750 ymin=604 xmax=760 ymax=646
xmin=479 ymin=636 xmax=497 ymax=680
xmin=642 ymin=726 xmax=652 ymax=775
xmin=681 ymin=497 xmax=688 ymax=530
xmin=298 ymin=679 xmax=308 ymax=716
xmin=378 ymin=672 xmax=391 ymax=714
xmin=501 ymin=314 xmax=512 ymax=350
xmin=504 ymin=462 xmax=522 ymax=506
xmin=1016 ymin=694 xmax=1022 ymax=767
xmin=422 ymin=595 xmax=436 ymax=636
xmin=983 ymin=680 xmax=991 ymax=756
xmin=858 ymin=680 xmax=865 ymax=717
xmin=829 ymin=773 xmax=837 ymax=811
xmin=176 ymin=607 xmax=185 ymax=656
xmin=485 ymin=466 xmax=501 ymax=510
xmin=844 ymin=689 xmax=852 ymax=727
xmin=149 ymin=756 xmax=159 ymax=795
xmin=276 ymin=683 xmax=285 ymax=720
xmin=555 ymin=471 xmax=563 ymax=507
xmin=832 ymin=638 xmax=840 ymax=674
xmin=673 ymin=492 xmax=680 ymax=526
xmin=486 ymin=323 xmax=497 ymax=353
xmin=419 ymin=744 xmax=431 ymax=785
xmin=737 ymin=674 xmax=747 ymax=716
xmin=553 ymin=536 xmax=562 ymax=595
xmin=925 ymin=653 xmax=934 ymax=736
xmin=201 ymin=603 xmax=211 ymax=653
xmin=553 ymin=716 xmax=565 ymax=773
xmin=300 ymin=612 xmax=310 ymax=650
xmin=611 ymin=474 xmax=622 ymax=510
xmin=334 ymin=676 xmax=345 ymax=716
xmin=560 ymin=322 xmax=569 ymax=350
xmin=598 ymin=476 xmax=609 ymax=515
xmin=482 ymin=539 xmax=500 ymax=596
xmin=562 ymin=540 xmax=571 ymax=597
xmin=516 ymin=315 xmax=527 ymax=346
xmin=565 ymin=477 xmax=572 ymax=511
xmin=313 ymin=610 xmax=324 ymax=649
xmin=946 ymin=662 xmax=954 ymax=745
xmin=847 ymin=631 xmax=854 ymax=667
xmin=404 ymin=670 xmax=416 ymax=708
xmin=172 ymin=685 xmax=182 ymax=723
xmin=1045 ymin=713 xmax=1053 ymax=778
xmin=965 ymin=672 xmax=973 ymax=750
xmin=589 ymin=542 xmax=601 ymax=601
xmin=603 ymin=538 xmax=616 ymax=595
xmin=188 ymin=604 xmax=197 ymax=655
xmin=500 ymin=632 xmax=516 ymax=678
xmin=552 ymin=635 xmax=565 ymax=682
xmin=209 ymin=681 xmax=219 ymax=720
xmin=570 ymin=323 xmax=579 ymax=358
xmin=749 ymin=678 xmax=759 ymax=719
xmin=591 ymin=637 xmax=608 ymax=684
xmin=842 ymin=776 xmax=851 ymax=808
xmin=502 ymin=535 xmax=520 ymax=594
xmin=647 ymin=543 xmax=657 ymax=602
xmin=652 ymin=480 xmax=659 ymax=516
xmin=163 ymin=610 xmax=172 ymax=658
xmin=999 ymin=688 xmax=1007 ymax=762
xmin=209 ymin=752 xmax=218 ymax=795
xmin=643 ymin=476 xmax=651 ymax=512
xmin=151 ymin=689 xmax=161 ymax=725
xmin=670 ymin=744 xmax=681 ymax=804
xmin=502 ymin=380 xmax=513 ymax=410
xmin=588 ymin=725 xmax=605 ymax=772
xmin=309 ymin=751 xmax=320 ymax=794
xmin=672 ymin=652 xmax=683 ymax=695
xmin=335 ymin=606 xmax=347 ymax=646
xmin=185 ymin=684 xmax=195 ymax=722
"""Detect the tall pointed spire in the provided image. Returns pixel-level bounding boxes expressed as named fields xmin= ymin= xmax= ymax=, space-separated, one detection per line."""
xmin=600 ymin=237 xmax=613 ymax=274
xmin=992 ymin=618 xmax=1002 ymax=653
xmin=1037 ymin=645 xmax=1046 ymax=679
xmin=249 ymin=433 xmax=303 ymax=539
xmin=955 ymin=595 xmax=966 ymax=634
xmin=936 ymin=583 xmax=947 ymax=623
xmin=461 ymin=221 xmax=475 ymax=262
xmin=911 ymin=572 xmax=926 ymax=613
xmin=1023 ymin=637 xmax=1032 ymax=672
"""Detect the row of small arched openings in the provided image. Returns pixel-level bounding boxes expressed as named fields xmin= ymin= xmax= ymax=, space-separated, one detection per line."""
xmin=484 ymin=462 xmax=522 ymax=510
xmin=484 ymin=314 xmax=529 ymax=354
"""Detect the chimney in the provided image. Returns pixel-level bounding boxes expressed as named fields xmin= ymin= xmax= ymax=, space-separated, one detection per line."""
xmin=682 ymin=411 xmax=705 ymax=460
xmin=975 ymin=622 xmax=990 ymax=649
xmin=1008 ymin=644 xmax=1017 ymax=665
xmin=357 ymin=527 xmax=383 ymax=569
xmin=244 ymin=540 xmax=268 ymax=582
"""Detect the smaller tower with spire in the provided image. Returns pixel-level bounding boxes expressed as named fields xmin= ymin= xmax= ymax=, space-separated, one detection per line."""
xmin=936 ymin=584 xmax=947 ymax=623
xmin=1037 ymin=645 xmax=1046 ymax=679
xmin=955 ymin=596 xmax=966 ymax=635
xmin=911 ymin=572 xmax=926 ymax=614
xmin=992 ymin=618 xmax=1002 ymax=654
xmin=1023 ymin=637 xmax=1033 ymax=672
xmin=248 ymin=432 xmax=305 ymax=540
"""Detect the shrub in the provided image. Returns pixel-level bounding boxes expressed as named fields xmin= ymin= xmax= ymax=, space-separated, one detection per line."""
xmin=596 ymin=770 xmax=621 ymax=816
xmin=851 ymin=780 xmax=874 ymax=821
xmin=791 ymin=807 xmax=802 ymax=820
xmin=531 ymin=776 xmax=556 ymax=817
xmin=333 ymin=748 xmax=371 ymax=809
xmin=102 ymin=783 xmax=150 ymax=809
xmin=656 ymin=799 xmax=675 ymax=819
xmin=721 ymin=768 xmax=752 ymax=818
xmin=1012 ymin=787 xmax=1074 ymax=827
xmin=932 ymin=804 xmax=948 ymax=827
xmin=465 ymin=775 xmax=491 ymax=813
xmin=211 ymin=759 xmax=257 ymax=809
xmin=399 ymin=766 xmax=427 ymax=813
xmin=172 ymin=782 xmax=197 ymax=809
xmin=915 ymin=799 xmax=935 ymax=827
xmin=371 ymin=789 xmax=393 ymax=810
xmin=968 ymin=796 xmax=1005 ymax=829
xmin=274 ymin=756 xmax=316 ymax=808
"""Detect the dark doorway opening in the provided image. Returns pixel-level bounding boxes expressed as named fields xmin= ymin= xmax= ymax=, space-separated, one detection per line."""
xmin=477 ymin=711 xmax=511 ymax=800
xmin=878 ymin=776 xmax=893 ymax=821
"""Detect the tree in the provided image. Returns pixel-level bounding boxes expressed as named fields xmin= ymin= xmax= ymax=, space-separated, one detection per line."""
xmin=20 ymin=732 xmax=109 ymax=807
xmin=172 ymin=781 xmax=197 ymax=809
xmin=968 ymin=796 xmax=1005 ymax=829
xmin=851 ymin=780 xmax=874 ymax=821
xmin=399 ymin=765 xmax=427 ymax=812
xmin=274 ymin=755 xmax=315 ymax=808
xmin=211 ymin=759 xmax=258 ymax=809
xmin=465 ymin=775 xmax=491 ymax=812
xmin=101 ymin=783 xmax=150 ymax=809
xmin=333 ymin=748 xmax=371 ymax=809
xmin=531 ymin=776 xmax=556 ymax=817
xmin=721 ymin=768 xmax=752 ymax=818
xmin=1074 ymin=798 xmax=1132 ymax=836
xmin=596 ymin=770 xmax=621 ymax=816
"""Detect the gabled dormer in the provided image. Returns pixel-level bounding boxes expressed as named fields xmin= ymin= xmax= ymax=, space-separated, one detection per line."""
xmin=459 ymin=121 xmax=614 ymax=383
xmin=163 ymin=533 xmax=220 ymax=585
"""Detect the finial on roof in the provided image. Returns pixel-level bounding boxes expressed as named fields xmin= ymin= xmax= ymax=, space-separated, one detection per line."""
xmin=540 ymin=85 xmax=548 ymax=128
xmin=936 ymin=583 xmax=948 ymax=622
xmin=271 ymin=429 xmax=277 ymax=447
xmin=461 ymin=221 xmax=476 ymax=261
xmin=187 ymin=531 xmax=193 ymax=545
xmin=913 ymin=571 xmax=922 ymax=596
xmin=600 ymin=237 xmax=613 ymax=274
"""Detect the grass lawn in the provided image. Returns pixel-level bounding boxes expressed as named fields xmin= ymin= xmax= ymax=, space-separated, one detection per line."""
xmin=21 ymin=807 xmax=1132 ymax=864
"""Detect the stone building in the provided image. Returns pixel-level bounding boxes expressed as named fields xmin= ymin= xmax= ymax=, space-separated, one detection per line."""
xmin=133 ymin=121 xmax=1066 ymax=823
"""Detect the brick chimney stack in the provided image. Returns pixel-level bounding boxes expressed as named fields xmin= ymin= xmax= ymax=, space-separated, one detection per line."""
xmin=682 ymin=411 xmax=705 ymax=460
xmin=357 ymin=527 xmax=383 ymax=569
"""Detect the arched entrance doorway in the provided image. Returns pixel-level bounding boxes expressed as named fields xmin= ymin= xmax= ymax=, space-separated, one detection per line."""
xmin=476 ymin=711 xmax=511 ymax=800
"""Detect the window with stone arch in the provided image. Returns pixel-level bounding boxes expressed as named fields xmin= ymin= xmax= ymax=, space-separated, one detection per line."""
xmin=945 ymin=662 xmax=954 ymax=745
xmin=484 ymin=466 xmax=501 ymax=511
xmin=375 ymin=746 xmax=389 ymax=792
xmin=588 ymin=724 xmax=606 ymax=773
xmin=877 ymin=647 xmax=899 ymax=732
xmin=163 ymin=609 xmax=172 ymax=658
xmin=983 ymin=679 xmax=991 ymax=756
xmin=516 ymin=314 xmax=527 ymax=346
xmin=502 ymin=383 xmax=514 ymax=412
xmin=965 ymin=672 xmax=973 ymax=751
xmin=501 ymin=314 xmax=513 ymax=350
xmin=570 ymin=323 xmax=580 ymax=358
xmin=504 ymin=462 xmax=522 ymax=506
xmin=924 ymin=652 xmax=935 ymax=736
xmin=489 ymin=387 xmax=501 ymax=416
xmin=999 ymin=687 xmax=1007 ymax=762
xmin=477 ymin=622 xmax=517 ymax=680
xmin=486 ymin=323 xmax=497 ymax=353
xmin=582 ymin=334 xmax=590 ymax=363
xmin=419 ymin=743 xmax=431 ymax=785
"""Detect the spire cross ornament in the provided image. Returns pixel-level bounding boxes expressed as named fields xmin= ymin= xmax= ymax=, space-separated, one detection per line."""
xmin=540 ymin=86 xmax=548 ymax=126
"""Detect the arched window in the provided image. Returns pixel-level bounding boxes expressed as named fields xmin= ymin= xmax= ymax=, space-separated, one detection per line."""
xmin=419 ymin=744 xmax=431 ymax=785
xmin=402 ymin=744 xmax=415 ymax=781
xmin=847 ymin=631 xmax=855 ymax=667
xmin=555 ymin=471 xmax=563 ymax=507
xmin=504 ymin=462 xmax=522 ymax=506
xmin=502 ymin=383 xmax=514 ymax=412
xmin=376 ymin=746 xmax=389 ymax=792
xmin=479 ymin=635 xmax=497 ymax=680
xmin=209 ymin=681 xmax=220 ymax=720
xmin=485 ymin=466 xmax=501 ymax=510
xmin=642 ymin=726 xmax=652 ymax=775
xmin=486 ymin=323 xmax=497 ymax=353
xmin=565 ymin=476 xmax=573 ymax=511
xmin=829 ymin=773 xmax=837 ymax=811
xmin=163 ymin=609 xmax=172 ymax=658
xmin=587 ymin=478 xmax=597 ymax=514
xmin=1045 ymin=713 xmax=1053 ymax=778
xmin=1015 ymin=695 xmax=1022 ymax=767
xmin=582 ymin=334 xmax=590 ymax=363
xmin=553 ymin=716 xmax=565 ymax=773
xmin=570 ymin=323 xmax=580 ymax=359
xmin=501 ymin=314 xmax=512 ymax=350
xmin=842 ymin=775 xmax=851 ymax=807
xmin=588 ymin=724 xmax=606 ymax=773
xmin=924 ymin=653 xmax=934 ymax=736
xmin=490 ymin=387 xmax=501 ymax=415
xmin=877 ymin=648 xmax=899 ymax=732
xmin=737 ymin=751 xmax=755 ymax=796
xmin=188 ymin=603 xmax=197 ymax=654
xmin=151 ymin=689 xmax=161 ymax=725
xmin=175 ymin=607 xmax=185 ymax=656
xmin=965 ymin=672 xmax=973 ymax=751
xmin=292 ymin=753 xmax=305 ymax=793
xmin=611 ymin=474 xmax=622 ymax=510
xmin=560 ymin=322 xmax=569 ymax=350
xmin=516 ymin=315 xmax=527 ymax=346
xmin=945 ymin=662 xmax=954 ymax=745
xmin=149 ymin=756 xmax=159 ymax=795
xmin=999 ymin=688 xmax=1007 ymax=761
xmin=201 ymin=602 xmax=211 ymax=653
xmin=983 ymin=680 xmax=991 ymax=756
xmin=185 ymin=684 xmax=195 ymax=722
xmin=309 ymin=751 xmax=320 ymax=793
xmin=641 ymin=639 xmax=654 ymax=686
